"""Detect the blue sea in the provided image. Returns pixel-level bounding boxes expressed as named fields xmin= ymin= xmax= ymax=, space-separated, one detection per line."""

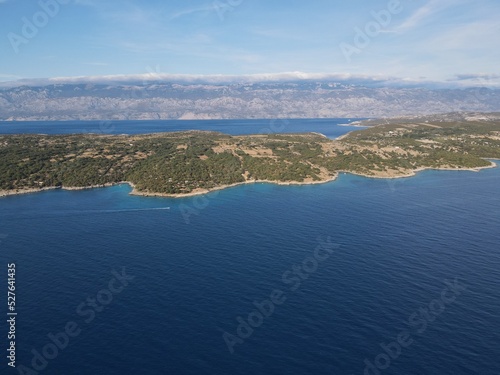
xmin=1 ymin=120 xmax=500 ymax=375
xmin=0 ymin=118 xmax=365 ymax=139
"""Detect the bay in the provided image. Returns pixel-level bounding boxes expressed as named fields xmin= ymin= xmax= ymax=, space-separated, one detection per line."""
xmin=1 ymin=120 xmax=499 ymax=375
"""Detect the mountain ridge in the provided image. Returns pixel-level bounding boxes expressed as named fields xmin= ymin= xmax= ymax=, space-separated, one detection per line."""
xmin=1 ymin=81 xmax=499 ymax=121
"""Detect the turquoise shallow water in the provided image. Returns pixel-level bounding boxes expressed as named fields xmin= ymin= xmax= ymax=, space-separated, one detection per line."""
xmin=1 ymin=120 xmax=499 ymax=374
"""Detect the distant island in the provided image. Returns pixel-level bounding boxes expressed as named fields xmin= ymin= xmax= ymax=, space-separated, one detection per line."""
xmin=1 ymin=116 xmax=499 ymax=198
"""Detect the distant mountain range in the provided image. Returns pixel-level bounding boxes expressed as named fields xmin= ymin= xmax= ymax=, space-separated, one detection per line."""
xmin=1 ymin=79 xmax=499 ymax=121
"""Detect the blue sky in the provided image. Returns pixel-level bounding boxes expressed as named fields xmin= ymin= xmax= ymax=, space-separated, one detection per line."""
xmin=1 ymin=0 xmax=499 ymax=86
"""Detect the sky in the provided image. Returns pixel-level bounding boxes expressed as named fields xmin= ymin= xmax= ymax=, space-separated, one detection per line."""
xmin=0 ymin=0 xmax=499 ymax=86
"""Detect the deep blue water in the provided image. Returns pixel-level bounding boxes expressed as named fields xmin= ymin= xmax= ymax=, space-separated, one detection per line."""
xmin=0 ymin=118 xmax=366 ymax=139
xmin=1 ymin=121 xmax=500 ymax=375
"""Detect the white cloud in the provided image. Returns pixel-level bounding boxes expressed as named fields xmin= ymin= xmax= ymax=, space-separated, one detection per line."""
xmin=74 ymin=0 xmax=163 ymax=27
xmin=393 ymin=0 xmax=459 ymax=33
xmin=0 ymin=72 xmax=441 ymax=87
xmin=427 ymin=19 xmax=500 ymax=50
xmin=250 ymin=28 xmax=308 ymax=42
xmin=450 ymin=73 xmax=500 ymax=87
xmin=455 ymin=73 xmax=500 ymax=81
xmin=168 ymin=5 xmax=215 ymax=21
xmin=0 ymin=74 xmax=22 ymax=83
xmin=1 ymin=71 xmax=499 ymax=89
xmin=82 ymin=62 xmax=110 ymax=66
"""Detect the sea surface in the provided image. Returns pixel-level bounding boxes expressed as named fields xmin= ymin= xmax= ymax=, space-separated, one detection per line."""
xmin=1 ymin=120 xmax=500 ymax=375
xmin=0 ymin=118 xmax=365 ymax=139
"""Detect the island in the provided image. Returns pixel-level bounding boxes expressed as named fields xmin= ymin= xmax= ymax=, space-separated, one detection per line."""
xmin=1 ymin=116 xmax=500 ymax=198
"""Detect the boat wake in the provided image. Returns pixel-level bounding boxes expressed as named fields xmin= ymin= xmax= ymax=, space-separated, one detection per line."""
xmin=89 ymin=207 xmax=171 ymax=214
xmin=10 ymin=207 xmax=172 ymax=220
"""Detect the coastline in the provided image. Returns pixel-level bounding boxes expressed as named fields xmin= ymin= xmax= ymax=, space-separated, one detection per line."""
xmin=335 ymin=122 xmax=369 ymax=139
xmin=1 ymin=160 xmax=497 ymax=199
xmin=128 ymin=175 xmax=340 ymax=198
xmin=0 ymin=186 xmax=60 ymax=198
xmin=337 ymin=120 xmax=370 ymax=128
xmin=342 ymin=159 xmax=498 ymax=181
xmin=0 ymin=182 xmax=126 ymax=198
xmin=335 ymin=132 xmax=355 ymax=141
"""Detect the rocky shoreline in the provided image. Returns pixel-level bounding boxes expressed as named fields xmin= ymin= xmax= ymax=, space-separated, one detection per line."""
xmin=1 ymin=160 xmax=497 ymax=199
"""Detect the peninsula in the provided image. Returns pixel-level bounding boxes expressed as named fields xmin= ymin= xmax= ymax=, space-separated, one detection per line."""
xmin=1 ymin=117 xmax=499 ymax=197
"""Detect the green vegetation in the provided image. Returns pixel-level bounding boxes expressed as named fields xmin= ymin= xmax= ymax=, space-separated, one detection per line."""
xmin=1 ymin=120 xmax=499 ymax=196
xmin=339 ymin=121 xmax=500 ymax=174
